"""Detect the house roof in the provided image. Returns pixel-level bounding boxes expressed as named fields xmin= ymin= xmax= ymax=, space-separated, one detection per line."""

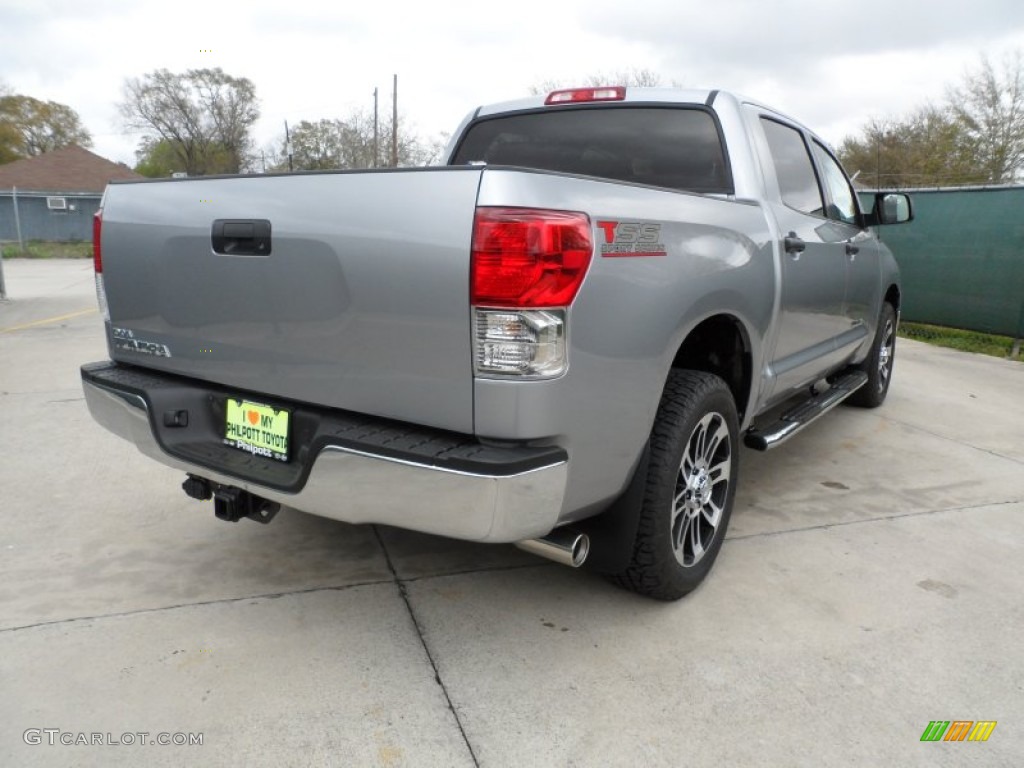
xmin=0 ymin=145 xmax=141 ymax=193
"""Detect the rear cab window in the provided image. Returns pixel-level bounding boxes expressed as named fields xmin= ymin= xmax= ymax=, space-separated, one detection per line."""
xmin=451 ymin=107 xmax=733 ymax=195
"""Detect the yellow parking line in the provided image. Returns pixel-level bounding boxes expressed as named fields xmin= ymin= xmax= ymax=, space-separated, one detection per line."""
xmin=0 ymin=307 xmax=98 ymax=334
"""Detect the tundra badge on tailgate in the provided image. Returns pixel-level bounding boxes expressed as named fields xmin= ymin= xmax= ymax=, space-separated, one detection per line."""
xmin=111 ymin=326 xmax=172 ymax=358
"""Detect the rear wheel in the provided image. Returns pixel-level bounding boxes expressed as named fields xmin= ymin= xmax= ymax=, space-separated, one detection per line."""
xmin=610 ymin=370 xmax=739 ymax=600
xmin=848 ymin=302 xmax=897 ymax=408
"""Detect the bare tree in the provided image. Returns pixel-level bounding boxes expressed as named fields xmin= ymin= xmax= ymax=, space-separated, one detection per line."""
xmin=530 ymin=68 xmax=675 ymax=95
xmin=585 ymin=68 xmax=666 ymax=87
xmin=191 ymin=69 xmax=259 ymax=172
xmin=946 ymin=49 xmax=1024 ymax=183
xmin=120 ymin=68 xmax=259 ymax=175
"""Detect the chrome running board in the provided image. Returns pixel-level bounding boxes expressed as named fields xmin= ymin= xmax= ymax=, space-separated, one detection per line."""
xmin=744 ymin=371 xmax=868 ymax=451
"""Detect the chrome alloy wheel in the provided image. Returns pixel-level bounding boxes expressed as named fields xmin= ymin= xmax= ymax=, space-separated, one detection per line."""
xmin=671 ymin=411 xmax=732 ymax=568
xmin=878 ymin=317 xmax=895 ymax=392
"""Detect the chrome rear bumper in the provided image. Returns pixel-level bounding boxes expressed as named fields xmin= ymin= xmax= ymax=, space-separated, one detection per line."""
xmin=82 ymin=364 xmax=567 ymax=543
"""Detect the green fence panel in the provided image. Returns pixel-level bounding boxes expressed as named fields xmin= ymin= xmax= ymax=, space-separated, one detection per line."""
xmin=864 ymin=187 xmax=1024 ymax=338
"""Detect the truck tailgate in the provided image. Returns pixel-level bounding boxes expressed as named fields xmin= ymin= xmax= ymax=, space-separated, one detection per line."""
xmin=100 ymin=168 xmax=483 ymax=433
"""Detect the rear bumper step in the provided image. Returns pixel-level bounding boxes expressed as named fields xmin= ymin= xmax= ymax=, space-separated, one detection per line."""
xmin=744 ymin=371 xmax=868 ymax=451
xmin=81 ymin=361 xmax=567 ymax=543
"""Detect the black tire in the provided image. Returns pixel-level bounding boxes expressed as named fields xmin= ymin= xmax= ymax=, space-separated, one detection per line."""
xmin=847 ymin=302 xmax=897 ymax=408
xmin=609 ymin=370 xmax=739 ymax=601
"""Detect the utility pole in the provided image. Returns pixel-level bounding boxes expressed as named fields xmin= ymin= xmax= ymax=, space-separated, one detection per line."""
xmin=0 ymin=190 xmax=7 ymax=299
xmin=12 ymin=186 xmax=24 ymax=252
xmin=391 ymin=74 xmax=398 ymax=168
xmin=284 ymin=120 xmax=293 ymax=172
xmin=373 ymin=87 xmax=379 ymax=169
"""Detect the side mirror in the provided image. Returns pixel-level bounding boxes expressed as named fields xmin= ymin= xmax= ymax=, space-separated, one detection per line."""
xmin=871 ymin=192 xmax=913 ymax=225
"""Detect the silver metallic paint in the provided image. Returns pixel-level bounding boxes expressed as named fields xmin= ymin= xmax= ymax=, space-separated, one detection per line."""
xmin=101 ymin=169 xmax=485 ymax=434
xmin=90 ymin=87 xmax=902 ymax=536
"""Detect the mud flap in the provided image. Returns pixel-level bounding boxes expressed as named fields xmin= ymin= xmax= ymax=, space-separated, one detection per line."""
xmin=578 ymin=443 xmax=650 ymax=574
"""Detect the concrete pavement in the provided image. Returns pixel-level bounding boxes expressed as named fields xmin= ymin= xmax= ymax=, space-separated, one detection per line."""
xmin=1 ymin=259 xmax=1021 ymax=766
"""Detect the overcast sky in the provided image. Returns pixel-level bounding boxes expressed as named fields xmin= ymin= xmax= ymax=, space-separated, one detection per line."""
xmin=3 ymin=0 xmax=1024 ymax=167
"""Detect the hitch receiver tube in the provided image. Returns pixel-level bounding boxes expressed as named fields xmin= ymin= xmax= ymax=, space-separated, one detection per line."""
xmin=182 ymin=476 xmax=280 ymax=524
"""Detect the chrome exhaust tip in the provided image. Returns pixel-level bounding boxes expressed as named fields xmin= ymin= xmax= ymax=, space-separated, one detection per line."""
xmin=515 ymin=530 xmax=590 ymax=568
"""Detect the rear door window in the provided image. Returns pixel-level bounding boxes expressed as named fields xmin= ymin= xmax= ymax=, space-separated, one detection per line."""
xmin=451 ymin=107 xmax=733 ymax=194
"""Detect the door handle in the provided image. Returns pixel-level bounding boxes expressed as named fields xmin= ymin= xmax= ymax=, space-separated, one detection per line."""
xmin=784 ymin=232 xmax=806 ymax=256
xmin=212 ymin=219 xmax=272 ymax=256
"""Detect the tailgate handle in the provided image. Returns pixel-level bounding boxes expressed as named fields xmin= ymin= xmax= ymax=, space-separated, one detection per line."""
xmin=212 ymin=219 xmax=271 ymax=256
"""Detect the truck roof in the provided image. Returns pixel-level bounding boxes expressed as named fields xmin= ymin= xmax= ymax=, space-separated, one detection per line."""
xmin=475 ymin=87 xmax=720 ymax=118
xmin=473 ymin=87 xmax=804 ymax=137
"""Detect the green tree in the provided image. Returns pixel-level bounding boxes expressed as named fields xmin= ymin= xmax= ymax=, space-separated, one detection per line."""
xmin=839 ymin=48 xmax=1024 ymax=187
xmin=0 ymin=81 xmax=16 ymax=164
xmin=0 ymin=93 xmax=92 ymax=161
xmin=119 ymin=68 xmax=259 ymax=175
xmin=838 ymin=106 xmax=986 ymax=188
xmin=133 ymin=138 xmax=184 ymax=177
xmin=270 ymin=111 xmax=441 ymax=172
xmin=0 ymin=121 xmax=20 ymax=165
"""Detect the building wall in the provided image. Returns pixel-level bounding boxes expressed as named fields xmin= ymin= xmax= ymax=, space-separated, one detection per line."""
xmin=0 ymin=193 xmax=101 ymax=242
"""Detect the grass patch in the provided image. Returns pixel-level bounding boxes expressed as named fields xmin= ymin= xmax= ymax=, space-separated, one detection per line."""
xmin=899 ymin=321 xmax=1020 ymax=360
xmin=1 ymin=240 xmax=92 ymax=259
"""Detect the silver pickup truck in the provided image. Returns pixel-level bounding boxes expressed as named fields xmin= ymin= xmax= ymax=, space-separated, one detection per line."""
xmin=81 ymin=86 xmax=912 ymax=599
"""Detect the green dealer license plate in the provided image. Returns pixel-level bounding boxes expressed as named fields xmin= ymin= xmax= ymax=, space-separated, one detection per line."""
xmin=224 ymin=398 xmax=290 ymax=462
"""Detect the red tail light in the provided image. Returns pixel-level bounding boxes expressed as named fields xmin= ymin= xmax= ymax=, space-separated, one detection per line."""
xmin=92 ymin=211 xmax=103 ymax=273
xmin=545 ymin=86 xmax=626 ymax=105
xmin=471 ymin=208 xmax=593 ymax=308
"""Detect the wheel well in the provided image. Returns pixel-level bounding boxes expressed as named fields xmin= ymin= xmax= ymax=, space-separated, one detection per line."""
xmin=885 ymin=284 xmax=900 ymax=311
xmin=670 ymin=315 xmax=751 ymax=418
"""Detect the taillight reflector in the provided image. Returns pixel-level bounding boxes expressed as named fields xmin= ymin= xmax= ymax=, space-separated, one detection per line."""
xmin=545 ymin=86 xmax=626 ymax=105
xmin=471 ymin=208 xmax=593 ymax=308
xmin=92 ymin=211 xmax=103 ymax=273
